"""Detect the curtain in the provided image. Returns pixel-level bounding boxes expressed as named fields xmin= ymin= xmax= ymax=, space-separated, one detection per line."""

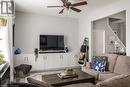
xmin=0 ymin=18 xmax=9 ymax=62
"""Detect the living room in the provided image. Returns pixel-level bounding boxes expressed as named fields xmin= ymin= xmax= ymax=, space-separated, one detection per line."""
xmin=0 ymin=0 xmax=130 ymax=87
xmin=14 ymin=11 xmax=79 ymax=72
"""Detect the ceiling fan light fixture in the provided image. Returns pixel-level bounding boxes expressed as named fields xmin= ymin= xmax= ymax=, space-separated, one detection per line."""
xmin=47 ymin=0 xmax=88 ymax=14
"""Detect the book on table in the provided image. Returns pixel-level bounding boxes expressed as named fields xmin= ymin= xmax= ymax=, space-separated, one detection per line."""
xmin=57 ymin=72 xmax=78 ymax=79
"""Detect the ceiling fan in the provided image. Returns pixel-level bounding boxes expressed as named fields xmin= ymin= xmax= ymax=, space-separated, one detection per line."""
xmin=47 ymin=0 xmax=88 ymax=14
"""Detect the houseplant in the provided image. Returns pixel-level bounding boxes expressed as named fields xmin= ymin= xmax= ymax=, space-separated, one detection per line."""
xmin=0 ymin=38 xmax=4 ymax=64
xmin=0 ymin=53 xmax=4 ymax=64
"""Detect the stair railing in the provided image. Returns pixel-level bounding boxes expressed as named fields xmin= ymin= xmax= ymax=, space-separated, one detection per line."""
xmin=106 ymin=18 xmax=126 ymax=52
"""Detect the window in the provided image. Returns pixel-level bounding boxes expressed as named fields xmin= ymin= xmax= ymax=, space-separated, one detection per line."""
xmin=0 ymin=26 xmax=8 ymax=61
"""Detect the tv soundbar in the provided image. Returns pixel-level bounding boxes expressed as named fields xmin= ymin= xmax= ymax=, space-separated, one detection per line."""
xmin=39 ymin=50 xmax=65 ymax=54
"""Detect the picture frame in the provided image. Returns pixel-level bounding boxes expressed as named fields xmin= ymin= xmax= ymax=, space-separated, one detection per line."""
xmin=1 ymin=1 xmax=14 ymax=14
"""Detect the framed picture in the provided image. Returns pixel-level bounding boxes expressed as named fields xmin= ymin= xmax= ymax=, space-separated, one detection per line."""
xmin=1 ymin=1 xmax=14 ymax=14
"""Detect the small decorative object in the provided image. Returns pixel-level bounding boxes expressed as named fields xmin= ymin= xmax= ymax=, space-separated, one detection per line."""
xmin=14 ymin=48 xmax=21 ymax=55
xmin=114 ymin=41 xmax=120 ymax=52
xmin=58 ymin=68 xmax=78 ymax=79
xmin=64 ymin=47 xmax=69 ymax=53
xmin=0 ymin=53 xmax=4 ymax=64
xmin=65 ymin=68 xmax=74 ymax=75
xmin=78 ymin=37 xmax=89 ymax=65
xmin=34 ymin=48 xmax=38 ymax=61
xmin=0 ymin=17 xmax=7 ymax=27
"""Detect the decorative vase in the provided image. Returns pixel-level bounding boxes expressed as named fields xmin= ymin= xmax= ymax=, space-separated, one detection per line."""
xmin=64 ymin=47 xmax=69 ymax=53
xmin=34 ymin=48 xmax=38 ymax=61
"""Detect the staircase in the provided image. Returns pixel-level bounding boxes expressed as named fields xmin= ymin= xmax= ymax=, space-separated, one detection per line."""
xmin=105 ymin=17 xmax=126 ymax=54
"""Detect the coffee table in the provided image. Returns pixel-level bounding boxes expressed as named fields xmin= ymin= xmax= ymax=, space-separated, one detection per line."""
xmin=27 ymin=69 xmax=95 ymax=87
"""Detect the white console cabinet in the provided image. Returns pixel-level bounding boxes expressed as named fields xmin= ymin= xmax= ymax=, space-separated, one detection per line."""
xmin=14 ymin=52 xmax=79 ymax=71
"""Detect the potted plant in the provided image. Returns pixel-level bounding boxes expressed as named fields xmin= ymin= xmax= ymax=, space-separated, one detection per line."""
xmin=0 ymin=53 xmax=4 ymax=64
xmin=0 ymin=38 xmax=4 ymax=64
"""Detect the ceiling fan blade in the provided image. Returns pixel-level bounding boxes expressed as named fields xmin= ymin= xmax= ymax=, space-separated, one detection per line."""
xmin=71 ymin=7 xmax=81 ymax=12
xmin=72 ymin=1 xmax=87 ymax=7
xmin=47 ymin=6 xmax=64 ymax=8
xmin=61 ymin=0 xmax=68 ymax=6
xmin=59 ymin=8 xmax=65 ymax=14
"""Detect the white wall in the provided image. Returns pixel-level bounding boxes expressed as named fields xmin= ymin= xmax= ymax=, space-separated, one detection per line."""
xmin=110 ymin=11 xmax=126 ymax=20
xmin=15 ymin=12 xmax=79 ymax=54
xmin=93 ymin=18 xmax=108 ymax=30
xmin=93 ymin=30 xmax=105 ymax=56
xmin=79 ymin=0 xmax=130 ymax=59
xmin=120 ymin=23 xmax=126 ymax=45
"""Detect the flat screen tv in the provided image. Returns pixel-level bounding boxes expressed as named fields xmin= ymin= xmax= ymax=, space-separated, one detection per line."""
xmin=40 ymin=35 xmax=64 ymax=51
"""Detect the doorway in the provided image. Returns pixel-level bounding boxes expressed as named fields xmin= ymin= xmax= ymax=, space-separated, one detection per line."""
xmin=92 ymin=11 xmax=126 ymax=56
xmin=93 ymin=30 xmax=105 ymax=56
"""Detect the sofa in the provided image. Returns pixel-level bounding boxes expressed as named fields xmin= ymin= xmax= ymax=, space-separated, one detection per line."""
xmin=64 ymin=54 xmax=130 ymax=87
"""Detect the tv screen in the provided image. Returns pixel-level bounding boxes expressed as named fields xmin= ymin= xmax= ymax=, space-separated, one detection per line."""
xmin=40 ymin=35 xmax=64 ymax=51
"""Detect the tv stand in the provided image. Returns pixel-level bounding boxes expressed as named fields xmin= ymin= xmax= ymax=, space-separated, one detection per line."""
xmin=39 ymin=50 xmax=65 ymax=54
xmin=14 ymin=52 xmax=79 ymax=72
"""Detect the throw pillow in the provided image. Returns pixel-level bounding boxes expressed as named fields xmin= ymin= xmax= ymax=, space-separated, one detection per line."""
xmin=91 ymin=56 xmax=108 ymax=72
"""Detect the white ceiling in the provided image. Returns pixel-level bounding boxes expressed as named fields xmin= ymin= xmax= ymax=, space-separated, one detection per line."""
xmin=14 ymin=0 xmax=119 ymax=18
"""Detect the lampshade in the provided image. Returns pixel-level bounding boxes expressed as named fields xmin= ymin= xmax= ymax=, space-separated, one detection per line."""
xmin=0 ymin=17 xmax=7 ymax=27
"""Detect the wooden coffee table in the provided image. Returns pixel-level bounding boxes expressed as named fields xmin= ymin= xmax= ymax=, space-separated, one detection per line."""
xmin=27 ymin=69 xmax=95 ymax=87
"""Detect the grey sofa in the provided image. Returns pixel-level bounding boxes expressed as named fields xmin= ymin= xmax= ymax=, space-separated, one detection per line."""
xmin=64 ymin=54 xmax=130 ymax=87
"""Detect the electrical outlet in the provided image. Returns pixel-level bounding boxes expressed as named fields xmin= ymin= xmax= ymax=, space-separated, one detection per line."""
xmin=60 ymin=55 xmax=63 ymax=59
xmin=24 ymin=57 xmax=28 ymax=61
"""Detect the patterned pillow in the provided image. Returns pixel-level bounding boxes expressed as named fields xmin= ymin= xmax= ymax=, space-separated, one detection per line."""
xmin=91 ymin=56 xmax=108 ymax=72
